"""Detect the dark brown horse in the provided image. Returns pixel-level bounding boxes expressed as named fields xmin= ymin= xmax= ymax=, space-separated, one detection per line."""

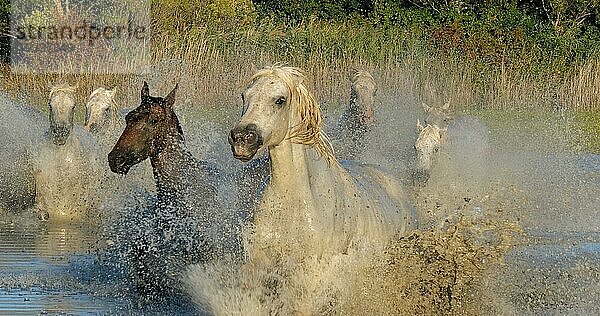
xmin=107 ymin=82 xmax=238 ymax=299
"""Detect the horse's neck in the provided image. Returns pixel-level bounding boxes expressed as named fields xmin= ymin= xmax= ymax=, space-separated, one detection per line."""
xmin=266 ymin=139 xmax=345 ymax=219
xmin=268 ymin=140 xmax=313 ymax=198
xmin=258 ymin=139 xmax=361 ymax=257
xmin=150 ymin=135 xmax=195 ymax=200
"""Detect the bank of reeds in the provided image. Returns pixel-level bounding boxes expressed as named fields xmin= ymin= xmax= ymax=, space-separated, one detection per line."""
xmin=1 ymin=10 xmax=599 ymax=118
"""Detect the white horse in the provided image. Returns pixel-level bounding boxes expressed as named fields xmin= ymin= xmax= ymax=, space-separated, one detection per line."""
xmin=412 ymin=102 xmax=452 ymax=185
xmin=84 ymin=87 xmax=121 ymax=140
xmin=413 ymin=119 xmax=446 ymax=185
xmin=334 ymin=69 xmax=377 ymax=160
xmin=206 ymin=65 xmax=416 ymax=313
xmin=32 ymin=84 xmax=102 ymax=221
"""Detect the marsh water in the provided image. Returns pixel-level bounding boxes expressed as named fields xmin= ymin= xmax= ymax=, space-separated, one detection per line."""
xmin=0 ymin=93 xmax=598 ymax=315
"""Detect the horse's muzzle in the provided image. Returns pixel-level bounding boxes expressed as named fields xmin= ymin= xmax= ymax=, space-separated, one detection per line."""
xmin=50 ymin=123 xmax=72 ymax=146
xmin=108 ymin=150 xmax=134 ymax=175
xmin=229 ymin=124 xmax=263 ymax=162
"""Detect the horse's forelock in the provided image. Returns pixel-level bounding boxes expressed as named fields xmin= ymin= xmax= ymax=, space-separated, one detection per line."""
xmin=50 ymin=83 xmax=76 ymax=99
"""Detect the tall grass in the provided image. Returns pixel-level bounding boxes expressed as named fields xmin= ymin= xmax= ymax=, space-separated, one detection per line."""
xmin=1 ymin=6 xmax=599 ymax=120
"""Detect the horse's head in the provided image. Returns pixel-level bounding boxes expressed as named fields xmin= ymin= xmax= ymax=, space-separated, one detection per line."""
xmin=84 ymin=87 xmax=117 ymax=133
xmin=48 ymin=83 xmax=77 ymax=145
xmin=413 ymin=120 xmax=445 ymax=185
xmin=422 ymin=102 xmax=452 ymax=129
xmin=229 ymin=65 xmax=334 ymax=163
xmin=108 ymin=82 xmax=181 ymax=175
xmin=349 ymin=70 xmax=376 ymax=127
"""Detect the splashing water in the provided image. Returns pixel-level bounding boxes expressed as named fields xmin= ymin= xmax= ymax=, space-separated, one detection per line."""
xmin=0 ymin=85 xmax=598 ymax=315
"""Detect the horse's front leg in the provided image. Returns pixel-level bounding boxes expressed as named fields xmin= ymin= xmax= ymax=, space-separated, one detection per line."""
xmin=33 ymin=169 xmax=49 ymax=221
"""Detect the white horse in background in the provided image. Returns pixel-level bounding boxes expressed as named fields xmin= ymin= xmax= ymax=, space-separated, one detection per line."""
xmin=196 ymin=65 xmax=416 ymax=313
xmin=413 ymin=118 xmax=446 ymax=185
xmin=412 ymin=102 xmax=451 ymax=185
xmin=334 ymin=69 xmax=377 ymax=160
xmin=413 ymin=102 xmax=490 ymax=187
xmin=84 ymin=87 xmax=121 ymax=142
xmin=32 ymin=84 xmax=102 ymax=221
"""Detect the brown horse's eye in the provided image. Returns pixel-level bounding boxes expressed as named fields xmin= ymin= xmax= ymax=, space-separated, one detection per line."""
xmin=149 ymin=117 xmax=159 ymax=125
xmin=275 ymin=97 xmax=286 ymax=105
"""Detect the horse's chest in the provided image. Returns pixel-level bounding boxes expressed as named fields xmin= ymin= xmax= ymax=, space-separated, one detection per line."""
xmin=252 ymin=190 xmax=317 ymax=250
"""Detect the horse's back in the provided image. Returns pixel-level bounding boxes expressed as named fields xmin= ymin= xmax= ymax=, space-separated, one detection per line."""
xmin=342 ymin=160 xmax=418 ymax=234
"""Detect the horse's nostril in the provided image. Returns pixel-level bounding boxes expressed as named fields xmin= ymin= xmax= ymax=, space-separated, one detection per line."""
xmin=244 ymin=131 xmax=256 ymax=143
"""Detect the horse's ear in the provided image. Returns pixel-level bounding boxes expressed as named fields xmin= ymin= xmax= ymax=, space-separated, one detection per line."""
xmin=422 ymin=103 xmax=431 ymax=113
xmin=442 ymin=102 xmax=450 ymax=111
xmin=141 ymin=81 xmax=149 ymax=100
xmin=416 ymin=119 xmax=424 ymax=132
xmin=347 ymin=67 xmax=358 ymax=82
xmin=164 ymin=83 xmax=178 ymax=108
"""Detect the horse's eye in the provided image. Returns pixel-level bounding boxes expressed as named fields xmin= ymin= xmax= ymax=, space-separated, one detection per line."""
xmin=275 ymin=97 xmax=286 ymax=105
xmin=149 ymin=117 xmax=159 ymax=125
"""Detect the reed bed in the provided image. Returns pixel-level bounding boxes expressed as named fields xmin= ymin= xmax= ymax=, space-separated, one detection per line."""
xmin=1 ymin=10 xmax=598 ymax=124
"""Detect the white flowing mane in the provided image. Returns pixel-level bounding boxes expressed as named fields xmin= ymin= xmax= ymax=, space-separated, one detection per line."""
xmin=251 ymin=65 xmax=337 ymax=165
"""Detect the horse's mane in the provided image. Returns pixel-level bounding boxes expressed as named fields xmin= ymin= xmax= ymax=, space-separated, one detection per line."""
xmin=49 ymin=83 xmax=76 ymax=98
xmin=251 ymin=65 xmax=337 ymax=165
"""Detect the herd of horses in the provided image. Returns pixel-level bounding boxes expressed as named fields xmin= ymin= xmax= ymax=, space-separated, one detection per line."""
xmin=0 ymin=65 xmax=456 ymax=311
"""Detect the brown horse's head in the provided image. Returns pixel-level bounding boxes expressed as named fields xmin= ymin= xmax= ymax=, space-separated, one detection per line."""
xmin=108 ymin=82 xmax=181 ymax=175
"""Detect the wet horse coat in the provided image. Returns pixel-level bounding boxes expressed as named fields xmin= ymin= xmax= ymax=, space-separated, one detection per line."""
xmin=107 ymin=82 xmax=241 ymax=298
xmin=32 ymin=84 xmax=102 ymax=221
xmin=229 ymin=65 xmax=416 ymax=269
